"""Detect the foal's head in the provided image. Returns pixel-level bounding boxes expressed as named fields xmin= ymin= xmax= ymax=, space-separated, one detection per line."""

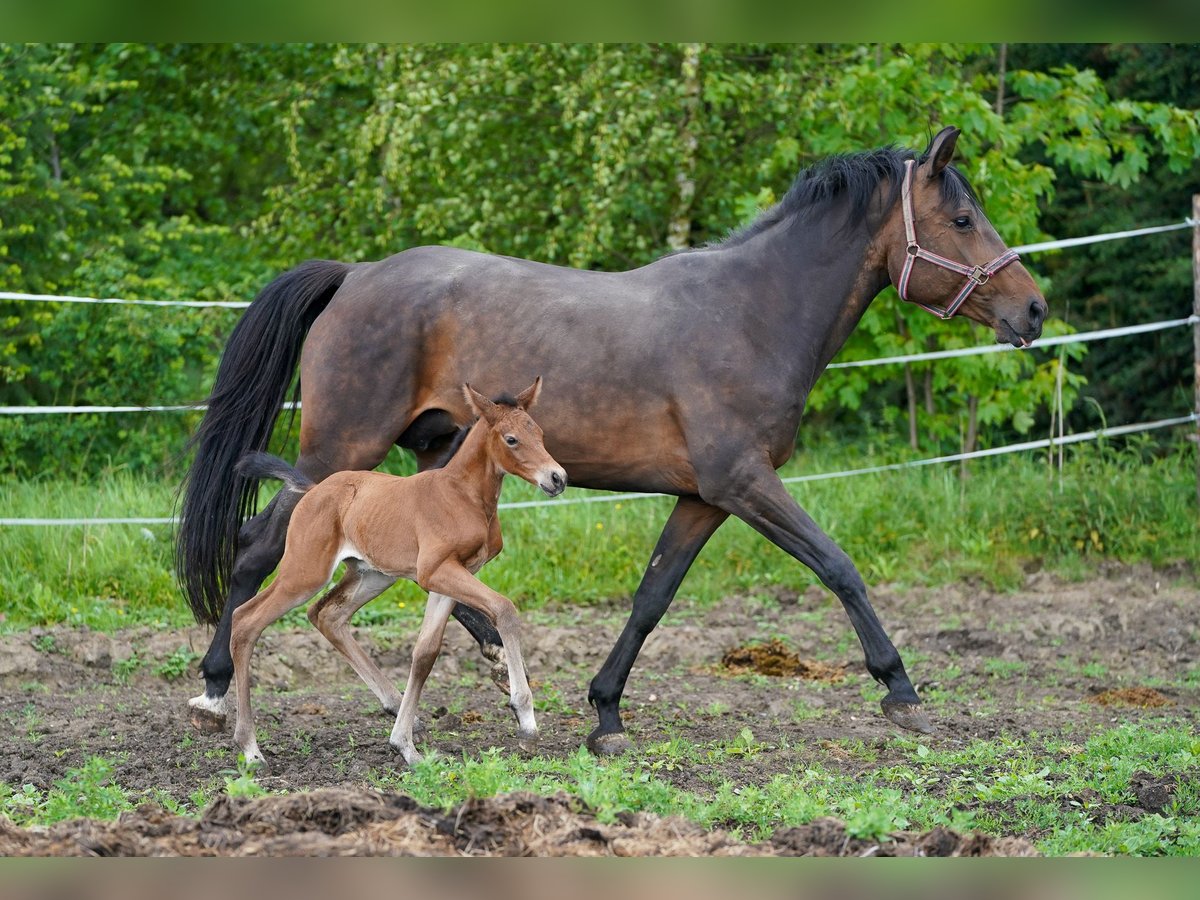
xmin=463 ymin=377 xmax=567 ymax=497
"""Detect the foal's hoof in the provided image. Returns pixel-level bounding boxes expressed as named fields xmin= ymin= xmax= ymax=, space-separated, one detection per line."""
xmin=586 ymin=729 xmax=633 ymax=757
xmin=881 ymin=699 xmax=935 ymax=734
xmin=490 ymin=660 xmax=511 ymax=694
xmin=241 ymin=755 xmax=270 ymax=776
xmin=517 ymin=732 xmax=540 ymax=755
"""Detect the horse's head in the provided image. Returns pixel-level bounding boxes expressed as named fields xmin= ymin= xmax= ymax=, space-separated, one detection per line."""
xmin=885 ymin=126 xmax=1047 ymax=348
xmin=463 ymin=376 xmax=567 ymax=497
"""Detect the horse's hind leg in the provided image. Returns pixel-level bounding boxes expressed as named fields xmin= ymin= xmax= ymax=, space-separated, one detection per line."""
xmin=389 ymin=592 xmax=456 ymax=765
xmin=190 ymin=488 xmax=301 ymax=731
xmin=307 ymin=560 xmax=401 ymax=713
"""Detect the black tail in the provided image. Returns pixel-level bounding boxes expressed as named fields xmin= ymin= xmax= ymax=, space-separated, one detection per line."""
xmin=175 ymin=259 xmax=350 ymax=625
xmin=236 ymin=451 xmax=317 ymax=494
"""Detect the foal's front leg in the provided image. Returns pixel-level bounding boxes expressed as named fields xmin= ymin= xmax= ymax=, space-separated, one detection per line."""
xmin=420 ymin=563 xmax=537 ymax=743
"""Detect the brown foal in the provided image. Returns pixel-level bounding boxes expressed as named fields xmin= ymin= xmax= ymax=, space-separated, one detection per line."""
xmin=228 ymin=378 xmax=566 ymax=766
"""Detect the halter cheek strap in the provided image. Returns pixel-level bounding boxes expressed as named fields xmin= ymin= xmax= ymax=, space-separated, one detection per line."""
xmin=897 ymin=159 xmax=1020 ymax=320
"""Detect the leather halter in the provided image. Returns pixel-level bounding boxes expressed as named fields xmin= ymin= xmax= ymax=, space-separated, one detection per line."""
xmin=897 ymin=159 xmax=1020 ymax=320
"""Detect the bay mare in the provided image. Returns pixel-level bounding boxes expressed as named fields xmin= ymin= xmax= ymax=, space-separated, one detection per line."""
xmin=178 ymin=127 xmax=1046 ymax=754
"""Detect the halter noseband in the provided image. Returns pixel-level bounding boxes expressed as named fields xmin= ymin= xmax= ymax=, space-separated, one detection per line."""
xmin=897 ymin=159 xmax=1020 ymax=320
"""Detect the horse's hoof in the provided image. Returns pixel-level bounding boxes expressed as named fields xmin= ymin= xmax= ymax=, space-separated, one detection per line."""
xmin=881 ymin=699 xmax=934 ymax=734
xmin=586 ymin=729 xmax=632 ymax=757
xmin=189 ymin=705 xmax=227 ymax=734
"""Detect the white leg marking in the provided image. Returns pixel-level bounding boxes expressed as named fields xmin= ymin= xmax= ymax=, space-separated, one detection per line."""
xmin=188 ymin=691 xmax=228 ymax=716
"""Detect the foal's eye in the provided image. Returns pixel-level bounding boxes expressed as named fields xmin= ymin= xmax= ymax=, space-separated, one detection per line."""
xmin=504 ymin=435 xmax=519 ymax=447
xmin=952 ymin=215 xmax=973 ymax=230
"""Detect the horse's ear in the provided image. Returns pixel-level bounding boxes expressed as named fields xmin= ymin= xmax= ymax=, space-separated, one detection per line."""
xmin=924 ymin=126 xmax=960 ymax=178
xmin=463 ymin=383 xmax=501 ymax=424
xmin=515 ymin=376 xmax=543 ymax=411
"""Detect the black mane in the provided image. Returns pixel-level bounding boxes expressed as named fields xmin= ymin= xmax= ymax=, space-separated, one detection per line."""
xmin=716 ymin=143 xmax=980 ymax=249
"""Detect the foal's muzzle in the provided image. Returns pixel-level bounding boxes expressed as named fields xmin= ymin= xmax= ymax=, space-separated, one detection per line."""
xmin=539 ymin=468 xmax=567 ymax=498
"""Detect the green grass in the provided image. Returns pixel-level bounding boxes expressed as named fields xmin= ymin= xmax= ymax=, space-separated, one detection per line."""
xmin=0 ymin=435 xmax=1195 ymax=632
xmin=5 ymin=722 xmax=1195 ymax=855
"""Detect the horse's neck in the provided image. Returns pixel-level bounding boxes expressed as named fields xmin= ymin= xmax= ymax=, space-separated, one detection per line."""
xmin=730 ymin=208 xmax=890 ymax=380
xmin=441 ymin=424 xmax=505 ymax=511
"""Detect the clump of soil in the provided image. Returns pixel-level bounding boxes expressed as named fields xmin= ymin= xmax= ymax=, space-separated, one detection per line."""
xmin=1088 ymin=687 xmax=1173 ymax=708
xmin=720 ymin=639 xmax=845 ymax=682
xmin=0 ymin=788 xmax=1038 ymax=857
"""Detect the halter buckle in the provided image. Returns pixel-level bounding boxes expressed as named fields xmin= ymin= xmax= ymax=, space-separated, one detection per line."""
xmin=969 ymin=265 xmax=989 ymax=285
xmin=906 ymin=243 xmax=920 ymax=257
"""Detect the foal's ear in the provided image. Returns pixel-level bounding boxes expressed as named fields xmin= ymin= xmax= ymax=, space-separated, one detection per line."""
xmin=463 ymin=383 xmax=502 ymax=425
xmin=924 ymin=126 xmax=960 ymax=179
xmin=515 ymin=376 xmax=543 ymax=411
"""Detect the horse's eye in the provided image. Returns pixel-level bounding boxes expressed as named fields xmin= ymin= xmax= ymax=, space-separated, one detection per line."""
xmin=953 ymin=216 xmax=973 ymax=230
xmin=504 ymin=435 xmax=519 ymax=447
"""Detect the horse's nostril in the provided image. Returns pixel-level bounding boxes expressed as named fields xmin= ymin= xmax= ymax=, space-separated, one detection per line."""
xmin=552 ymin=471 xmax=566 ymax=490
xmin=1028 ymin=298 xmax=1045 ymax=327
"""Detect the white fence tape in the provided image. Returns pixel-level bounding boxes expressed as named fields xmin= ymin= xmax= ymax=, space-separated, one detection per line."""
xmin=0 ymin=291 xmax=250 ymax=309
xmin=3 ymin=412 xmax=1193 ymax=526
xmin=1010 ymin=218 xmax=1196 ymax=254
xmin=0 ymin=402 xmax=300 ymax=415
xmin=828 ymin=315 xmax=1200 ymax=369
xmin=1 ymin=217 xmax=1194 ymax=312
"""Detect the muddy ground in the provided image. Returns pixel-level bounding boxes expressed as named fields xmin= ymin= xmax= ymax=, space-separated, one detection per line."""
xmin=1 ymin=565 xmax=1196 ymax=856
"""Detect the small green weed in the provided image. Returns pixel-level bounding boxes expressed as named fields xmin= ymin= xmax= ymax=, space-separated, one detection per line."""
xmin=154 ymin=646 xmax=198 ymax=681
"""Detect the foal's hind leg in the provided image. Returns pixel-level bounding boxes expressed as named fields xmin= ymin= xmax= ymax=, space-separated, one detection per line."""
xmin=307 ymin=560 xmax=401 ymax=713
xmin=230 ymin=572 xmax=328 ymax=767
xmin=190 ymin=488 xmax=300 ymax=731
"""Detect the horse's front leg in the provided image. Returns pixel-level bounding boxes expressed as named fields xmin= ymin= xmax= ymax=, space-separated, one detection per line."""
xmin=708 ymin=462 xmax=932 ymax=734
xmin=586 ymin=496 xmax=729 ymax=755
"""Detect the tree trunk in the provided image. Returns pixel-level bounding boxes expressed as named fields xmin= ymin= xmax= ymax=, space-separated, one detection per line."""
xmin=667 ymin=43 xmax=702 ymax=252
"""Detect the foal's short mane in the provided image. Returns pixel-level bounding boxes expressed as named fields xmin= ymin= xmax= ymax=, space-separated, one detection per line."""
xmin=714 ymin=144 xmax=980 ymax=249
xmin=428 ymin=393 xmax=521 ymax=470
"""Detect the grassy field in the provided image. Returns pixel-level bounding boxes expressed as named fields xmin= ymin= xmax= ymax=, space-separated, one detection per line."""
xmin=3 ymin=723 xmax=1198 ymax=855
xmin=2 ymin=436 xmax=1198 ymax=856
xmin=1 ymin=434 xmax=1195 ymax=633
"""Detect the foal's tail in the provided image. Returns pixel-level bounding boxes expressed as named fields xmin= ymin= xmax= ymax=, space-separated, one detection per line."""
xmin=175 ymin=259 xmax=351 ymax=625
xmin=236 ymin=452 xmax=316 ymax=494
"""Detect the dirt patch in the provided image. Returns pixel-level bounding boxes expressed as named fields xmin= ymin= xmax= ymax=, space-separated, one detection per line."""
xmin=720 ymin=639 xmax=845 ymax=681
xmin=0 ymin=787 xmax=1037 ymax=857
xmin=1 ymin=565 xmax=1198 ymax=855
xmin=1088 ymin=687 xmax=1173 ymax=708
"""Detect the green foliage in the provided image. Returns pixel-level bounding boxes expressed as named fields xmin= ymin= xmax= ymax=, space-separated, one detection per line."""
xmin=2 ymin=44 xmax=1198 ymax=477
xmin=1 ymin=756 xmax=133 ymax=825
xmin=222 ymin=757 xmax=269 ymax=799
